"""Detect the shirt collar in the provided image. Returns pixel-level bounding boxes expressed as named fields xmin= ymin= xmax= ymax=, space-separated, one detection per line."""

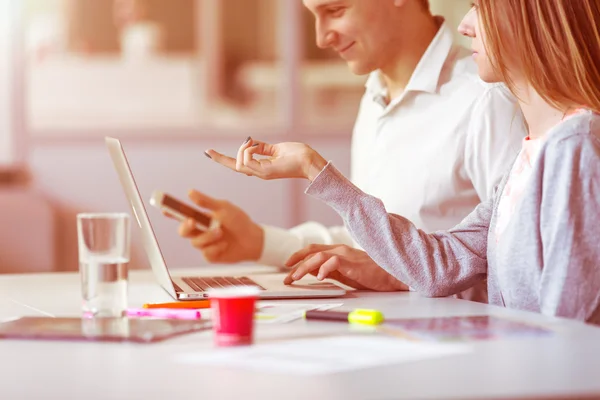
xmin=365 ymin=17 xmax=456 ymax=101
xmin=364 ymin=71 xmax=388 ymax=106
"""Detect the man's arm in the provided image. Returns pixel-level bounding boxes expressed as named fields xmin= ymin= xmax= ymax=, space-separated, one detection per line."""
xmin=465 ymin=84 xmax=525 ymax=201
xmin=174 ymin=190 xmax=356 ymax=266
xmin=258 ymin=223 xmax=354 ymax=267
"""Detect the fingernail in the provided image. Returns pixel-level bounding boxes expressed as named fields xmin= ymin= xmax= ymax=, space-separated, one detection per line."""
xmin=292 ymin=273 xmax=299 ymax=280
xmin=204 ymin=151 xmax=212 ymax=159
xmin=243 ymin=136 xmax=251 ymax=144
xmin=251 ymin=143 xmax=259 ymax=147
xmin=317 ymin=274 xmax=324 ymax=281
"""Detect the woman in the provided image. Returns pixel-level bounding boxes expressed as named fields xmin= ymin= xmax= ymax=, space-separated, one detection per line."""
xmin=206 ymin=0 xmax=600 ymax=324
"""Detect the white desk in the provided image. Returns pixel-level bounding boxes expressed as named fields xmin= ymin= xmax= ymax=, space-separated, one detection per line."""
xmin=2 ymin=267 xmax=600 ymax=400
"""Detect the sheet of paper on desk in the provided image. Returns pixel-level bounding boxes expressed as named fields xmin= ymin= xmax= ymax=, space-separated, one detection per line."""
xmin=176 ymin=335 xmax=471 ymax=375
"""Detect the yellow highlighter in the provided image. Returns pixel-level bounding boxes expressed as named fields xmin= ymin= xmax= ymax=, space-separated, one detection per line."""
xmin=304 ymin=309 xmax=385 ymax=325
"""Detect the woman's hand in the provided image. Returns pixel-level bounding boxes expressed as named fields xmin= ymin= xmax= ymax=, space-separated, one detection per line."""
xmin=284 ymin=244 xmax=410 ymax=292
xmin=205 ymin=137 xmax=328 ymax=181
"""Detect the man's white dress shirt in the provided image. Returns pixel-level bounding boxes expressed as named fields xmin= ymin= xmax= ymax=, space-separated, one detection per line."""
xmin=258 ymin=21 xmax=525 ymax=267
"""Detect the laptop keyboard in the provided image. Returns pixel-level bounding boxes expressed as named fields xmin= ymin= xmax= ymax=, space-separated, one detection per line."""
xmin=181 ymin=276 xmax=266 ymax=292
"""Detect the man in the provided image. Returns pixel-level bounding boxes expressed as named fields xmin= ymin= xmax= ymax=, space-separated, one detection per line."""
xmin=177 ymin=0 xmax=524 ymax=299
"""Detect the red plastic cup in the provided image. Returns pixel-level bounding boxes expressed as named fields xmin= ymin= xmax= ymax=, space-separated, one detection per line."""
xmin=208 ymin=287 xmax=260 ymax=347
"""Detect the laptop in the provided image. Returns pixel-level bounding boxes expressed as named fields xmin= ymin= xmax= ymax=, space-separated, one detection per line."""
xmin=105 ymin=137 xmax=346 ymax=300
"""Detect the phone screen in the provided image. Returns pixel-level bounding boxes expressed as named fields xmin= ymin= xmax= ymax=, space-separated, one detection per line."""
xmin=162 ymin=194 xmax=212 ymax=227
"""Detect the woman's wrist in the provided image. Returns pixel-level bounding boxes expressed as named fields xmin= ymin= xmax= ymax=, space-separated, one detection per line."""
xmin=305 ymin=151 xmax=328 ymax=181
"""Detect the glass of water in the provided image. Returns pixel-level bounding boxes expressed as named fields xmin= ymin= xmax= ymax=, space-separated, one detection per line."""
xmin=77 ymin=213 xmax=131 ymax=318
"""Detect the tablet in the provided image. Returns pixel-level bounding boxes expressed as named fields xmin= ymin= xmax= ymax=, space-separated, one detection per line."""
xmin=0 ymin=317 xmax=211 ymax=343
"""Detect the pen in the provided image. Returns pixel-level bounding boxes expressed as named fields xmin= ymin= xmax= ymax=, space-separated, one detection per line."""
xmin=126 ymin=308 xmax=202 ymax=320
xmin=143 ymin=300 xmax=211 ymax=309
xmin=304 ymin=309 xmax=385 ymax=325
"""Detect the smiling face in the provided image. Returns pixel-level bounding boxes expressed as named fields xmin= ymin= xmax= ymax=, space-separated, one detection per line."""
xmin=303 ymin=0 xmax=405 ymax=75
xmin=457 ymin=2 xmax=499 ymax=82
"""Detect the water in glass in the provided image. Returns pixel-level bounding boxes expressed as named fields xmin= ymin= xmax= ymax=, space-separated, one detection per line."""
xmin=81 ymin=256 xmax=129 ymax=317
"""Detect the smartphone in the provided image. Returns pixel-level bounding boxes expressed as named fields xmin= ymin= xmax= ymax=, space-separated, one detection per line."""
xmin=150 ymin=190 xmax=219 ymax=232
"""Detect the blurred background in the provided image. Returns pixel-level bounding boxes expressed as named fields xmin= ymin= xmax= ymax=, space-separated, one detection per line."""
xmin=0 ymin=0 xmax=471 ymax=273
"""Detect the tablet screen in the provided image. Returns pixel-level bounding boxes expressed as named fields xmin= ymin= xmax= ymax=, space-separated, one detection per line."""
xmin=0 ymin=317 xmax=211 ymax=343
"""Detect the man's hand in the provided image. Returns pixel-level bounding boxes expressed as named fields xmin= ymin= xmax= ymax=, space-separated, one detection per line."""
xmin=284 ymin=244 xmax=409 ymax=292
xmin=176 ymin=189 xmax=264 ymax=263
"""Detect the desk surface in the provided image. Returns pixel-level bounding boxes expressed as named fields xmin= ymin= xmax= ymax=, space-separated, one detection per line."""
xmin=2 ymin=266 xmax=600 ymax=400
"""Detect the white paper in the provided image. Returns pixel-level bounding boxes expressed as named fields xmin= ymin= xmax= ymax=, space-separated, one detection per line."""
xmin=177 ymin=335 xmax=471 ymax=375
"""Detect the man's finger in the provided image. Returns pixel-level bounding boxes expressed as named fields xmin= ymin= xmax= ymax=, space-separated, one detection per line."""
xmin=178 ymin=219 xmax=202 ymax=238
xmin=190 ymin=228 xmax=223 ymax=249
xmin=163 ymin=210 xmax=177 ymax=220
xmin=202 ymin=241 xmax=229 ymax=263
xmin=188 ymin=189 xmax=221 ymax=211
